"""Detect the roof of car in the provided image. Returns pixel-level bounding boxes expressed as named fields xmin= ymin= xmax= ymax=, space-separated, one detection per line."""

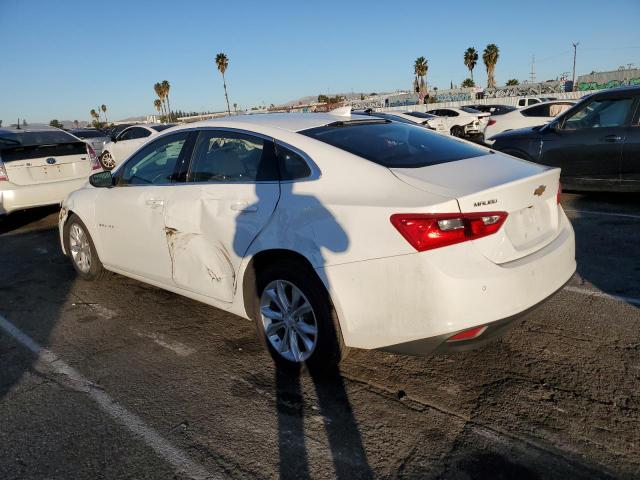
xmin=0 ymin=126 xmax=61 ymax=134
xmin=182 ymin=113 xmax=372 ymax=133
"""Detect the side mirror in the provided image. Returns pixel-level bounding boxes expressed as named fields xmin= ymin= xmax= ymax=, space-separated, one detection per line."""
xmin=89 ymin=171 xmax=113 ymax=188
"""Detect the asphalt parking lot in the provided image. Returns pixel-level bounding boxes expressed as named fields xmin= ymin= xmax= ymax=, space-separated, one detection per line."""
xmin=0 ymin=192 xmax=639 ymax=480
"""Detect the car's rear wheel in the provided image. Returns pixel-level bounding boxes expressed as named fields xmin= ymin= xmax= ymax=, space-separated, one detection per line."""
xmin=253 ymin=260 xmax=348 ymax=373
xmin=451 ymin=126 xmax=464 ymax=137
xmin=100 ymin=151 xmax=116 ymax=170
xmin=64 ymin=214 xmax=106 ymax=280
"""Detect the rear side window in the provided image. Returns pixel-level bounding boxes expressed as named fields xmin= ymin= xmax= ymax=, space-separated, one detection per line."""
xmin=301 ymin=121 xmax=489 ymax=168
xmin=521 ymin=104 xmax=550 ymax=117
xmin=188 ymin=130 xmax=279 ymax=182
xmin=276 ymin=144 xmax=311 ymax=180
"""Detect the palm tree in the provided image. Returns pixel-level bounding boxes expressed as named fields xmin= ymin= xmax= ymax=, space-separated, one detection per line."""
xmin=154 ymin=99 xmax=162 ymax=120
xmin=233 ymin=102 xmax=238 ymax=114
xmin=161 ymin=80 xmax=172 ymax=121
xmin=73 ymin=120 xmax=79 ymax=128
xmin=215 ymin=52 xmax=231 ymax=115
xmin=464 ymin=47 xmax=478 ymax=81
xmin=154 ymin=82 xmax=167 ymax=119
xmin=483 ymin=44 xmax=500 ymax=89
xmin=101 ymin=104 xmax=108 ymax=124
xmin=413 ymin=56 xmax=428 ymax=103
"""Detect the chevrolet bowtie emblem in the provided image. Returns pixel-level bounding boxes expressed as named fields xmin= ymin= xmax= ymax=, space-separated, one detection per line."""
xmin=533 ymin=185 xmax=546 ymax=196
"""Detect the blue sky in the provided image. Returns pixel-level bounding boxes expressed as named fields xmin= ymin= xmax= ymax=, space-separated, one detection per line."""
xmin=1 ymin=0 xmax=639 ymax=123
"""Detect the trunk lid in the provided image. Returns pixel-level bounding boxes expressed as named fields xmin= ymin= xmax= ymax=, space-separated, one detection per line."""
xmin=391 ymin=153 xmax=562 ymax=264
xmin=1 ymin=142 xmax=91 ymax=186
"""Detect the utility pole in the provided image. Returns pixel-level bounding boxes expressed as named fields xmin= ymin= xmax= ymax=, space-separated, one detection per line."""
xmin=530 ymin=55 xmax=536 ymax=84
xmin=571 ymin=42 xmax=579 ymax=91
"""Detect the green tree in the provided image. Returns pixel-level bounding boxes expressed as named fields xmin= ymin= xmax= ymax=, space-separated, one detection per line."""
xmin=49 ymin=119 xmax=63 ymax=128
xmin=154 ymin=83 xmax=167 ymax=120
xmin=506 ymin=78 xmax=519 ymax=86
xmin=464 ymin=47 xmax=478 ymax=81
xmin=461 ymin=78 xmax=475 ymax=88
xmin=413 ymin=56 xmax=428 ymax=101
xmin=153 ymin=99 xmax=162 ymax=120
xmin=161 ymin=80 xmax=172 ymax=121
xmin=317 ymin=94 xmax=329 ymax=103
xmin=101 ymin=104 xmax=108 ymax=124
xmin=483 ymin=44 xmax=500 ymax=89
xmin=215 ymin=52 xmax=231 ymax=115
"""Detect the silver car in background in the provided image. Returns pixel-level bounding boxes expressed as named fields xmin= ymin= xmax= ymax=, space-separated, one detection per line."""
xmin=69 ymin=128 xmax=111 ymax=156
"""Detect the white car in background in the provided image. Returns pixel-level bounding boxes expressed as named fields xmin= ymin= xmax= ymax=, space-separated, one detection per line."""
xmin=0 ymin=127 xmax=101 ymax=214
xmin=426 ymin=107 xmax=490 ymax=137
xmin=484 ymin=100 xmax=575 ymax=143
xmin=352 ymin=109 xmax=448 ymax=134
xmin=100 ymin=124 xmax=176 ymax=170
xmin=59 ymin=112 xmax=575 ymax=370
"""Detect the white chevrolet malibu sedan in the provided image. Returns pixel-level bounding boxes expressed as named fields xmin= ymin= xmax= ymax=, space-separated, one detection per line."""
xmin=58 ymin=112 xmax=576 ymax=371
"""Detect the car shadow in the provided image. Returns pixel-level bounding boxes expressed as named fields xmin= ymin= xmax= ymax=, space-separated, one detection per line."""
xmin=234 ymin=172 xmax=373 ymax=478
xmin=562 ymin=191 xmax=640 ymax=301
xmin=0 ymin=213 xmax=71 ymax=401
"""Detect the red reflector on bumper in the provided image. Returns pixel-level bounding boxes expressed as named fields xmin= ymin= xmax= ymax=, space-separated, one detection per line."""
xmin=446 ymin=326 xmax=487 ymax=342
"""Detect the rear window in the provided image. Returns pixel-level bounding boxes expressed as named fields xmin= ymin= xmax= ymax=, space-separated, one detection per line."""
xmin=301 ymin=121 xmax=489 ymax=168
xmin=0 ymin=130 xmax=77 ymax=147
xmin=404 ymin=111 xmax=437 ymax=119
xmin=70 ymin=130 xmax=106 ymax=139
xmin=150 ymin=124 xmax=176 ymax=132
xmin=460 ymin=106 xmax=482 ymax=114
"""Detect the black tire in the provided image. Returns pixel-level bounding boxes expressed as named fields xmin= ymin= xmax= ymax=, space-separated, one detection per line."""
xmin=63 ymin=214 xmax=106 ymax=281
xmin=253 ymin=259 xmax=349 ymax=374
xmin=451 ymin=126 xmax=464 ymax=137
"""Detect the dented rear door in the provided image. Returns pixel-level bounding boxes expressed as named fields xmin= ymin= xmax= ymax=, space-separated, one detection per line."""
xmin=163 ymin=129 xmax=280 ymax=303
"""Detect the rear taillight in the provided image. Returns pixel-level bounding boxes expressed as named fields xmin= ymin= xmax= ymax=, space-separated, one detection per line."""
xmin=86 ymin=144 xmax=101 ymax=171
xmin=557 ymin=181 xmax=562 ymax=204
xmin=487 ymin=119 xmax=496 ymax=126
xmin=0 ymin=158 xmax=7 ymax=182
xmin=390 ymin=211 xmax=508 ymax=252
xmin=447 ymin=326 xmax=487 ymax=342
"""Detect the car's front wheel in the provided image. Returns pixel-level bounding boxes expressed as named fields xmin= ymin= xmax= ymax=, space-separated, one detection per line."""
xmin=100 ymin=151 xmax=116 ymax=170
xmin=63 ymin=214 xmax=106 ymax=280
xmin=253 ymin=260 xmax=348 ymax=373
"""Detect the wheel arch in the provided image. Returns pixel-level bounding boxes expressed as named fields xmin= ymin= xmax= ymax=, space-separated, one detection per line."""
xmin=241 ymin=248 xmax=319 ymax=321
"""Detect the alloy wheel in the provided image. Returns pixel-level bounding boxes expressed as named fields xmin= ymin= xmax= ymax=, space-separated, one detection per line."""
xmin=100 ymin=152 xmax=116 ymax=170
xmin=69 ymin=223 xmax=92 ymax=273
xmin=260 ymin=280 xmax=318 ymax=363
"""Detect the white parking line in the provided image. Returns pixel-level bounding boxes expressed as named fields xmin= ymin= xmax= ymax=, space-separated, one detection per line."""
xmin=564 ymin=209 xmax=640 ymax=220
xmin=133 ymin=329 xmax=196 ymax=357
xmin=0 ymin=314 xmax=216 ymax=480
xmin=564 ymin=285 xmax=640 ymax=306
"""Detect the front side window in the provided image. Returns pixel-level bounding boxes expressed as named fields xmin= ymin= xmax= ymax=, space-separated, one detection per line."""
xmin=302 ymin=121 xmax=489 ymax=168
xmin=188 ymin=130 xmax=278 ymax=182
xmin=563 ymin=97 xmax=633 ymax=130
xmin=118 ymin=131 xmax=189 ymax=185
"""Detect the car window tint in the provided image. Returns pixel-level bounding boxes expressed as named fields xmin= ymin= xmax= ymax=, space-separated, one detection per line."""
xmin=521 ymin=104 xmax=550 ymax=117
xmin=302 ymin=121 xmax=489 ymax=168
xmin=564 ymin=98 xmax=633 ymax=130
xmin=118 ymin=128 xmax=135 ymax=141
xmin=518 ymin=99 xmax=526 ymax=106
xmin=277 ymin=144 xmax=311 ymax=180
xmin=118 ymin=132 xmax=189 ymax=186
xmin=189 ymin=130 xmax=278 ymax=182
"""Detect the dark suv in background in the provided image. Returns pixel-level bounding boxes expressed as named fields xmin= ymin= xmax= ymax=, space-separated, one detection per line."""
xmin=491 ymin=86 xmax=640 ymax=192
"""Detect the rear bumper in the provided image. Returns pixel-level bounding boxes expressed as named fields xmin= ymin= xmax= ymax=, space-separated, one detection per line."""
xmin=319 ymin=208 xmax=576 ymax=351
xmin=0 ymin=178 xmax=88 ymax=214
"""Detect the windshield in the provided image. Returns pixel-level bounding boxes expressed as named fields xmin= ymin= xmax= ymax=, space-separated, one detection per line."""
xmin=301 ymin=121 xmax=489 ymax=168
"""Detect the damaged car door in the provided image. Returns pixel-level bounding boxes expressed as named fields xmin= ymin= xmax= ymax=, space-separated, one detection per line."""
xmin=163 ymin=129 xmax=280 ymax=302
xmin=94 ymin=131 xmax=194 ymax=283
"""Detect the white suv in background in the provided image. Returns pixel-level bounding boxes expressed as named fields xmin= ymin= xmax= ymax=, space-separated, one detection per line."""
xmin=100 ymin=124 xmax=176 ymax=170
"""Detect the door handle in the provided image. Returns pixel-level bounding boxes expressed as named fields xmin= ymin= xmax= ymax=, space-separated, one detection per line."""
xmin=230 ymin=202 xmax=257 ymax=213
xmin=603 ymin=135 xmax=623 ymax=143
xmin=145 ymin=199 xmax=165 ymax=209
